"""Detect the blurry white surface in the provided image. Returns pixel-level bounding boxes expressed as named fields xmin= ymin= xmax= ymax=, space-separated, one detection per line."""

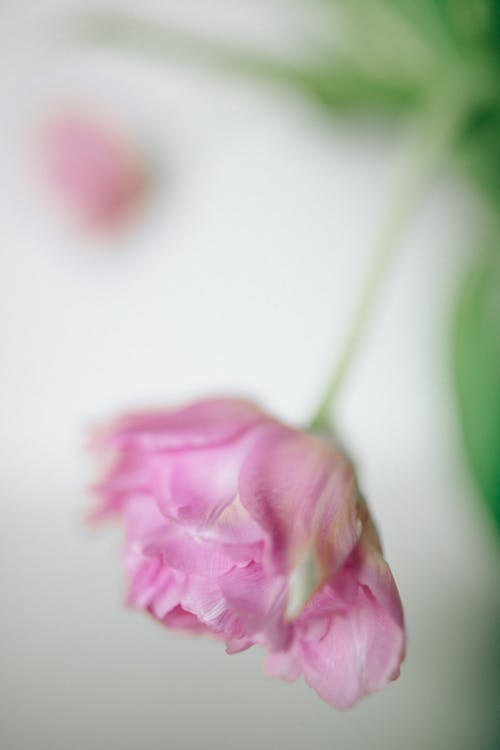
xmin=1 ymin=3 xmax=498 ymax=750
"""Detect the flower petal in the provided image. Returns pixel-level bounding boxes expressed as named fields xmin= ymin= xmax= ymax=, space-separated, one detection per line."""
xmin=153 ymin=437 xmax=265 ymax=540
xmin=127 ymin=557 xmax=185 ymax=619
xmin=143 ymin=525 xmax=238 ymax=577
xmin=300 ymin=587 xmax=403 ymax=707
xmin=181 ymin=574 xmax=247 ymax=641
xmin=264 ymin=649 xmax=302 ymax=682
xmin=239 ymin=425 xmax=361 ymax=609
xmin=91 ymin=398 xmax=273 ymax=523
xmin=297 ymin=518 xmax=405 ymax=708
xmin=120 ymin=498 xmax=186 ymax=618
xmin=96 ymin=398 xmax=268 ymax=453
xmin=156 ymin=605 xmax=209 ymax=634
xmin=219 ymin=562 xmax=292 ymax=651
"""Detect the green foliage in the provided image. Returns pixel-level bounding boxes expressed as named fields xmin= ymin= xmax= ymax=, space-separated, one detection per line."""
xmin=312 ymin=0 xmax=500 ymax=200
xmin=77 ymin=1 xmax=500 ymax=200
xmin=452 ymin=247 xmax=500 ymax=534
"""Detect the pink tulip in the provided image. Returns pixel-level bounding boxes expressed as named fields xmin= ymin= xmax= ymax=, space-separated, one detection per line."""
xmin=39 ymin=107 xmax=147 ymax=231
xmin=91 ymin=398 xmax=405 ymax=708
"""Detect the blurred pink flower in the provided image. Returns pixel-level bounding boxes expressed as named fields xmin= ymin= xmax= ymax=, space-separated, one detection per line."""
xmin=91 ymin=397 xmax=405 ymax=708
xmin=39 ymin=107 xmax=147 ymax=231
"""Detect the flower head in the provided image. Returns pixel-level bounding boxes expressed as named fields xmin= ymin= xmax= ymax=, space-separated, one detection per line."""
xmin=38 ymin=105 xmax=147 ymax=231
xmin=91 ymin=397 xmax=405 ymax=708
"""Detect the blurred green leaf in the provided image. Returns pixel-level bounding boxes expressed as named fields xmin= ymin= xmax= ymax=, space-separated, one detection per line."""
xmin=72 ymin=0 xmax=500 ymax=204
xmin=452 ymin=246 xmax=500 ymax=535
xmin=456 ymin=101 xmax=500 ymax=206
xmin=72 ymin=14 xmax=424 ymax=115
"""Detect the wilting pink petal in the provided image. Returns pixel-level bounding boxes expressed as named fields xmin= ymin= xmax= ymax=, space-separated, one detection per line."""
xmin=143 ymin=525 xmax=238 ymax=577
xmin=300 ymin=544 xmax=404 ymax=707
xmin=39 ymin=106 xmax=147 ymax=231
xmin=219 ymin=562 xmax=292 ymax=651
xmin=263 ymin=505 xmax=405 ymax=707
xmin=153 ymin=435 xmax=263 ymax=535
xmin=90 ymin=397 xmax=405 ymax=708
xmin=98 ymin=398 xmax=268 ymax=453
xmin=120 ymin=497 xmax=185 ymax=619
xmin=265 ymin=649 xmax=302 ymax=682
xmin=181 ymin=573 xmax=247 ymax=639
xmin=127 ymin=557 xmax=185 ymax=619
xmin=91 ymin=398 xmax=271 ymax=521
xmin=239 ymin=424 xmax=361 ymax=614
xmin=157 ymin=605 xmax=209 ymax=635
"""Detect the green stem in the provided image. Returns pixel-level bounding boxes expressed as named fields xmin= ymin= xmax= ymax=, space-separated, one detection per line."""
xmin=309 ymin=99 xmax=462 ymax=431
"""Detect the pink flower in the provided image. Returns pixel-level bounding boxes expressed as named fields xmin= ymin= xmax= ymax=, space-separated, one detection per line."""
xmin=39 ymin=106 xmax=147 ymax=231
xmin=91 ymin=397 xmax=405 ymax=708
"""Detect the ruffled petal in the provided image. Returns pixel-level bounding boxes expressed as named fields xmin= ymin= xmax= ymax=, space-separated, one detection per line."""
xmin=239 ymin=425 xmax=361 ymax=613
xmin=153 ymin=436 xmax=265 ymax=541
xmin=219 ymin=562 xmax=292 ymax=651
xmin=120 ymin=498 xmax=186 ymax=618
xmin=264 ymin=649 xmax=302 ymax=682
xmin=95 ymin=397 xmax=268 ymax=453
xmin=127 ymin=557 xmax=185 ymax=619
xmin=300 ymin=587 xmax=403 ymax=707
xmin=91 ymin=398 xmax=273 ymax=532
xmin=296 ymin=515 xmax=405 ymax=708
xmin=181 ymin=574 xmax=247 ymax=641
xmin=178 ymin=562 xmax=292 ymax=651
xmin=143 ymin=525 xmax=238 ymax=577
xmin=90 ymin=453 xmax=155 ymax=519
xmin=354 ymin=503 xmax=405 ymax=632
xmin=156 ymin=605 xmax=209 ymax=634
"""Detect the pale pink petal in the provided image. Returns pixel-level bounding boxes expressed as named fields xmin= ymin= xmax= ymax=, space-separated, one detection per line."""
xmin=121 ymin=495 xmax=167 ymax=543
xmin=91 ymin=398 xmax=272 ymax=522
xmin=297 ymin=525 xmax=405 ymax=708
xmin=99 ymin=398 xmax=268 ymax=452
xmin=127 ymin=557 xmax=185 ymax=619
xmin=90 ymin=454 xmax=154 ymax=519
xmin=156 ymin=605 xmax=209 ymax=634
xmin=181 ymin=574 xmax=247 ymax=641
xmin=300 ymin=584 xmax=403 ymax=707
xmin=225 ymin=637 xmax=254 ymax=654
xmin=143 ymin=525 xmax=238 ymax=577
xmin=354 ymin=505 xmax=405 ymax=631
xmin=239 ymin=424 xmax=360 ymax=604
xmin=119 ymin=498 xmax=186 ymax=618
xmin=219 ymin=562 xmax=292 ymax=651
xmin=181 ymin=562 xmax=291 ymax=650
xmin=41 ymin=109 xmax=146 ymax=229
xmin=264 ymin=649 xmax=302 ymax=682
xmin=153 ymin=434 xmax=265 ymax=540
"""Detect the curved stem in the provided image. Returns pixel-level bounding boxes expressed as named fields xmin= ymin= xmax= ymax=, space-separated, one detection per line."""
xmin=309 ymin=101 xmax=462 ymax=432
